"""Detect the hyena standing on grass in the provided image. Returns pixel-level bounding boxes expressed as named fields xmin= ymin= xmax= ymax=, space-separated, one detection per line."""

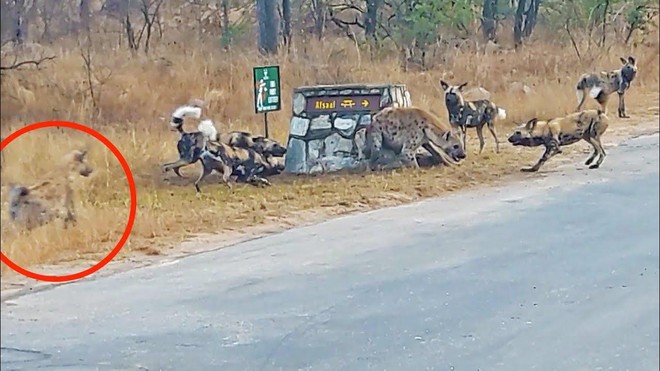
xmin=507 ymin=109 xmax=610 ymax=172
xmin=575 ymin=56 xmax=638 ymax=118
xmin=8 ymin=149 xmax=94 ymax=231
xmin=439 ymin=80 xmax=507 ymax=154
xmin=363 ymin=106 xmax=466 ymax=170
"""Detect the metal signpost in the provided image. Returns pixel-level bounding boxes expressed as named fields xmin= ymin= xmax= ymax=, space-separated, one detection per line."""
xmin=253 ymin=65 xmax=282 ymax=138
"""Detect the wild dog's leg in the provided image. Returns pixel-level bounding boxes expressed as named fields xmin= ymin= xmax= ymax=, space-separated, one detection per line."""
xmin=617 ymin=92 xmax=629 ymax=118
xmin=161 ymin=158 xmax=190 ymax=176
xmin=461 ymin=125 xmax=468 ymax=153
xmin=475 ymin=125 xmax=486 ymax=154
xmin=596 ymin=93 xmax=610 ymax=115
xmin=220 ymin=164 xmax=234 ymax=189
xmin=521 ymin=144 xmax=560 ymax=172
xmin=588 ymin=137 xmax=607 ymax=169
xmin=584 ymin=139 xmax=600 ymax=166
xmin=194 ymin=163 xmax=213 ymax=193
xmin=486 ymin=121 xmax=500 ymax=153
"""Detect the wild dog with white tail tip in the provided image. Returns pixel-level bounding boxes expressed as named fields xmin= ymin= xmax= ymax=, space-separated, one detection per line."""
xmin=161 ymin=102 xmax=206 ymax=177
xmin=161 ymin=103 xmax=287 ymax=178
xmin=575 ymin=56 xmax=638 ymax=118
xmin=507 ymin=109 xmax=610 ymax=172
xmin=363 ymin=106 xmax=466 ymax=170
xmin=440 ymin=80 xmax=507 ymax=154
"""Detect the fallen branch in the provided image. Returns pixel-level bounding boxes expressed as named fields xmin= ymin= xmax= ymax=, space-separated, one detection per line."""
xmin=0 ymin=55 xmax=57 ymax=71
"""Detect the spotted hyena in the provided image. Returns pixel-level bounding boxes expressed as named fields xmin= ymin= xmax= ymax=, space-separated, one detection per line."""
xmin=8 ymin=148 xmax=94 ymax=231
xmin=363 ymin=106 xmax=466 ymax=170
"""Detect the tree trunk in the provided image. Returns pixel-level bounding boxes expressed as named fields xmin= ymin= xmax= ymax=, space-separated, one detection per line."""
xmin=282 ymin=0 xmax=292 ymax=48
xmin=481 ymin=0 xmax=498 ymax=42
xmin=365 ymin=0 xmax=381 ymax=40
xmin=220 ymin=0 xmax=230 ymax=50
xmin=311 ymin=0 xmax=326 ymax=40
xmin=513 ymin=0 xmax=526 ymax=48
xmin=12 ymin=0 xmax=27 ymax=45
xmin=256 ymin=0 xmax=279 ymax=55
xmin=522 ymin=0 xmax=539 ymax=38
xmin=79 ymin=0 xmax=91 ymax=35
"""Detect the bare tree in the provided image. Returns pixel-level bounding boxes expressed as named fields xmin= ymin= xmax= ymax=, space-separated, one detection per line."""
xmin=282 ymin=0 xmax=292 ymax=48
xmin=79 ymin=0 xmax=91 ymax=34
xmin=482 ymin=0 xmax=498 ymax=42
xmin=256 ymin=0 xmax=279 ymax=54
xmin=311 ymin=0 xmax=327 ymax=40
xmin=11 ymin=0 xmax=28 ymax=45
xmin=220 ymin=0 xmax=231 ymax=50
xmin=364 ymin=0 xmax=381 ymax=40
xmin=514 ymin=0 xmax=539 ymax=48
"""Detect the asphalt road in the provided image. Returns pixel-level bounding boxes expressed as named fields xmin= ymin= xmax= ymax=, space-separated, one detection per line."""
xmin=2 ymin=134 xmax=659 ymax=371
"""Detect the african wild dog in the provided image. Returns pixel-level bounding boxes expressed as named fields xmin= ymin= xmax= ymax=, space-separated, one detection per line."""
xmin=363 ymin=106 xmax=466 ymax=170
xmin=575 ymin=56 xmax=638 ymax=118
xmin=507 ymin=109 xmax=610 ymax=172
xmin=161 ymin=103 xmax=206 ymax=177
xmin=193 ymin=120 xmax=278 ymax=193
xmin=439 ymin=80 xmax=507 ymax=155
xmin=161 ymin=104 xmax=287 ymax=178
xmin=8 ymin=149 xmax=94 ymax=231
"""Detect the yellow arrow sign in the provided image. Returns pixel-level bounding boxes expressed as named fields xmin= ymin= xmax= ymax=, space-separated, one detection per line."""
xmin=340 ymin=99 xmax=356 ymax=108
xmin=361 ymin=99 xmax=369 ymax=107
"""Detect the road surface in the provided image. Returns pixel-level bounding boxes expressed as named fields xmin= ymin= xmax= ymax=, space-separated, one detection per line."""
xmin=2 ymin=134 xmax=659 ymax=371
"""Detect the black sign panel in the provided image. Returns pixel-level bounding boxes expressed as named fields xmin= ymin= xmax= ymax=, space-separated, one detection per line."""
xmin=306 ymin=95 xmax=381 ymax=114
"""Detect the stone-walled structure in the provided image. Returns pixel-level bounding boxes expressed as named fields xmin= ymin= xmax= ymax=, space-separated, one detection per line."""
xmin=284 ymin=84 xmax=412 ymax=174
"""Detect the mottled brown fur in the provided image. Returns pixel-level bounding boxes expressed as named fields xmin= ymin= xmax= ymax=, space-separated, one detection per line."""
xmin=364 ymin=106 xmax=466 ymax=170
xmin=507 ymin=109 xmax=610 ymax=172
xmin=8 ymin=149 xmax=94 ymax=231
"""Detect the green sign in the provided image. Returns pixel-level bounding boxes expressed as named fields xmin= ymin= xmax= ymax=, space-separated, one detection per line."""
xmin=253 ymin=65 xmax=281 ymax=114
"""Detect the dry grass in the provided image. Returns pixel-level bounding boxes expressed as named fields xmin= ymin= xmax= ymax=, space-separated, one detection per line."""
xmin=1 ymin=30 xmax=659 ymax=276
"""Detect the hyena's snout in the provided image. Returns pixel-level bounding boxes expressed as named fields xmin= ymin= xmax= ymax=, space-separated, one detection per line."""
xmin=80 ymin=166 xmax=94 ymax=177
xmin=450 ymin=144 xmax=467 ymax=161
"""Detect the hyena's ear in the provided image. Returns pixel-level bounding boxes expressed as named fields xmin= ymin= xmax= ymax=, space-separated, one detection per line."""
xmin=525 ymin=118 xmax=538 ymax=131
xmin=620 ymin=57 xmax=628 ymax=65
xmin=457 ymin=82 xmax=468 ymax=91
xmin=440 ymin=80 xmax=450 ymax=91
xmin=628 ymin=56 xmax=636 ymax=66
xmin=442 ymin=130 xmax=451 ymax=142
xmin=74 ymin=149 xmax=88 ymax=162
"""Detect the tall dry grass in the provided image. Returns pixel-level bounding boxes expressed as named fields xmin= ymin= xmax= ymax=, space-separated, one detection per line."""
xmin=1 ymin=28 xmax=659 ymax=274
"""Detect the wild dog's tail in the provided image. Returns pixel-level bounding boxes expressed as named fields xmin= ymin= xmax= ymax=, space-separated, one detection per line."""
xmin=198 ymin=119 xmax=219 ymax=142
xmin=170 ymin=104 xmax=203 ymax=133
xmin=496 ymin=106 xmax=507 ymax=120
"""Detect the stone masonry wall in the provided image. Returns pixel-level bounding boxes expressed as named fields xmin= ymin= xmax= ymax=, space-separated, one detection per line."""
xmin=284 ymin=84 xmax=412 ymax=174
